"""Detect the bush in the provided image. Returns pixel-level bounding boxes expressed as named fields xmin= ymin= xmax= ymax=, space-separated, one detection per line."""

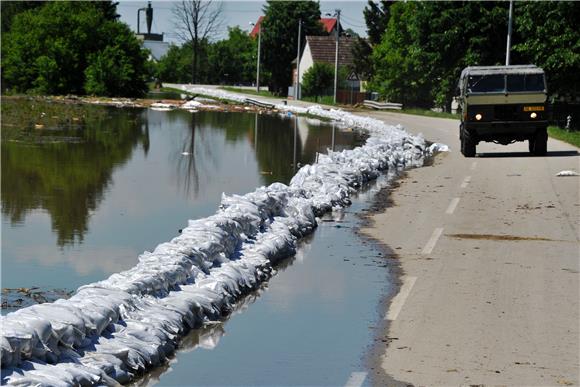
xmin=2 ymin=2 xmax=148 ymax=97
xmin=302 ymin=62 xmax=334 ymax=101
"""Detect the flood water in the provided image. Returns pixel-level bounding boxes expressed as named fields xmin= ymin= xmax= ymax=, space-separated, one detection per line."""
xmin=1 ymin=98 xmax=365 ymax=299
xmin=1 ymin=99 xmax=393 ymax=385
xmin=132 ymin=179 xmax=395 ymax=386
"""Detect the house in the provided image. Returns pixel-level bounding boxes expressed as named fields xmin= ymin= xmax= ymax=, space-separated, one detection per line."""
xmin=290 ymin=36 xmax=359 ymax=98
xmin=250 ymin=16 xmax=341 ymax=38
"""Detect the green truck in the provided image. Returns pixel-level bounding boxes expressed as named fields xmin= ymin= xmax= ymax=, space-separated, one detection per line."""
xmin=458 ymin=65 xmax=548 ymax=157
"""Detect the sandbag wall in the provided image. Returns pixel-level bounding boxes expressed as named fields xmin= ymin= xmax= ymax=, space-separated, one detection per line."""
xmin=1 ymin=95 xmax=442 ymax=386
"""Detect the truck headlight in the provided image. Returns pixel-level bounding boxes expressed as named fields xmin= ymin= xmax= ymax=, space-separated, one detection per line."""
xmin=475 ymin=113 xmax=482 ymax=121
xmin=530 ymin=112 xmax=537 ymax=119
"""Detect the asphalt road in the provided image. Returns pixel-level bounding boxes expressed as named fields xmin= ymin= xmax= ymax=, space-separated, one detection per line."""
xmin=361 ymin=111 xmax=579 ymax=386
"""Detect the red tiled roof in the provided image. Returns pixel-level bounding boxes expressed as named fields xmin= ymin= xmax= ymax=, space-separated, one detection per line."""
xmin=249 ymin=16 xmax=339 ymax=38
xmin=319 ymin=18 xmax=337 ymax=33
xmin=249 ymin=16 xmax=264 ymax=38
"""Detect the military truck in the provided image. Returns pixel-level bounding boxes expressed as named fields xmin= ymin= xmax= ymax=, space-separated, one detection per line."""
xmin=457 ymin=65 xmax=548 ymax=157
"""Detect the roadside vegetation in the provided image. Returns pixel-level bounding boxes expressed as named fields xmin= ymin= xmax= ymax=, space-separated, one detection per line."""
xmin=1 ymin=0 xmax=577 ymax=108
xmin=397 ymin=109 xmax=459 ymax=120
xmin=361 ymin=2 xmax=579 ymax=112
xmin=220 ymin=87 xmax=274 ymax=99
xmin=548 ymin=126 xmax=580 ymax=148
xmin=1 ymin=1 xmax=148 ymax=97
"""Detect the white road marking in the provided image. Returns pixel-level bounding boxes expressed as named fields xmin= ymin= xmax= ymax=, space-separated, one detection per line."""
xmin=386 ymin=276 xmax=417 ymax=321
xmin=345 ymin=372 xmax=368 ymax=387
xmin=470 ymin=161 xmax=477 ymax=170
xmin=422 ymin=227 xmax=444 ymax=255
xmin=460 ymin=175 xmax=471 ymax=188
xmin=446 ymin=197 xmax=461 ymax=215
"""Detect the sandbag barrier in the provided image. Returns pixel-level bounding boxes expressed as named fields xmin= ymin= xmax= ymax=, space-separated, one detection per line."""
xmin=1 ymin=91 xmax=447 ymax=385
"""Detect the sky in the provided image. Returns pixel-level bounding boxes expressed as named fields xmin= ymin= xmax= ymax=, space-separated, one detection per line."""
xmin=116 ymin=1 xmax=369 ymax=44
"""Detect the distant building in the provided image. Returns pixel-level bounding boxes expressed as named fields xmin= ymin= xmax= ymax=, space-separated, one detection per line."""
xmin=135 ymin=2 xmax=169 ymax=61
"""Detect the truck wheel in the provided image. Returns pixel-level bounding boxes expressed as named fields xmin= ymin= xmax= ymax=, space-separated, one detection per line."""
xmin=532 ymin=129 xmax=547 ymax=156
xmin=461 ymin=131 xmax=476 ymax=157
xmin=528 ymin=137 xmax=535 ymax=153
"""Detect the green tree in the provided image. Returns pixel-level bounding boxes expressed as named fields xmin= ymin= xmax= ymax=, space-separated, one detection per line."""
xmin=172 ymin=0 xmax=224 ymax=84
xmin=363 ymin=0 xmax=393 ymax=46
xmin=261 ymin=1 xmax=324 ymax=95
xmin=369 ymin=1 xmax=510 ymax=109
xmin=157 ymin=43 xmax=194 ymax=83
xmin=207 ymin=26 xmax=257 ymax=85
xmin=2 ymin=1 xmax=147 ymax=97
xmin=302 ymin=62 xmax=334 ymax=101
xmin=514 ymin=1 xmax=580 ymax=99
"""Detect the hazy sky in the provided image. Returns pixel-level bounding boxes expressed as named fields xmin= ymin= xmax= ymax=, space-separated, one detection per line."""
xmin=117 ymin=1 xmax=369 ymax=44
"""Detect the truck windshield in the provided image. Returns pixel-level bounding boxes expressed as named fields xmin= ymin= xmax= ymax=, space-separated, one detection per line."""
xmin=467 ymin=75 xmax=504 ymax=93
xmin=506 ymin=74 xmax=545 ymax=92
xmin=467 ymin=73 xmax=545 ymax=93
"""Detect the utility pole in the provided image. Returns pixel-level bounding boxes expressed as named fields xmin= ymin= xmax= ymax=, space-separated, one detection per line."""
xmin=505 ymin=0 xmax=513 ymax=66
xmin=295 ymin=19 xmax=302 ymax=100
xmin=256 ymin=23 xmax=262 ymax=92
xmin=333 ymin=9 xmax=341 ymax=104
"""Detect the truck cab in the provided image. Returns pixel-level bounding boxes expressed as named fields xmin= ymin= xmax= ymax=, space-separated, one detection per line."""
xmin=458 ymin=65 xmax=548 ymax=157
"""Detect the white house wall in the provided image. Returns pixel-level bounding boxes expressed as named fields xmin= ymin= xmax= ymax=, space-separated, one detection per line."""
xmin=298 ymin=43 xmax=314 ymax=84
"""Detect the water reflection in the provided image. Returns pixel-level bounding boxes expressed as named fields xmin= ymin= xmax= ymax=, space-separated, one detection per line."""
xmin=1 ymin=100 xmax=365 ymax=290
xmin=1 ymin=99 xmax=148 ymax=247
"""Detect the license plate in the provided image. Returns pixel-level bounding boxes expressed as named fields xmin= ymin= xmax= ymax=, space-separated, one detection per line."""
xmin=523 ymin=106 xmax=544 ymax=111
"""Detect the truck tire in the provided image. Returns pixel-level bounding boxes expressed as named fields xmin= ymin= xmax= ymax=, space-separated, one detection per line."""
xmin=532 ymin=129 xmax=548 ymax=156
xmin=461 ymin=129 xmax=476 ymax=157
xmin=528 ymin=137 xmax=535 ymax=153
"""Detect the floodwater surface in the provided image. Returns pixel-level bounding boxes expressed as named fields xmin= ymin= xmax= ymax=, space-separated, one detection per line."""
xmin=1 ymin=99 xmax=365 ymax=298
xmin=2 ymin=99 xmax=393 ymax=386
xmin=131 ymin=177 xmax=395 ymax=387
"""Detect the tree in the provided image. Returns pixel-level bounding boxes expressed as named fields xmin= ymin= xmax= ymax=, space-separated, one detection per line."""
xmin=351 ymin=37 xmax=373 ymax=80
xmin=363 ymin=1 xmax=393 ymax=46
xmin=514 ymin=1 xmax=580 ymax=99
xmin=2 ymin=1 xmax=147 ymax=96
xmin=261 ymin=1 xmax=324 ymax=95
xmin=207 ymin=27 xmax=257 ymax=85
xmin=369 ymin=1 xmax=511 ymax=110
xmin=172 ymin=0 xmax=224 ymax=84
xmin=302 ymin=62 xmax=334 ymax=101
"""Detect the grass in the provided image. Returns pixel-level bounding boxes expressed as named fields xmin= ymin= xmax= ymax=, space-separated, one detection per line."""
xmin=397 ymin=108 xmax=459 ymax=120
xmin=301 ymin=95 xmax=337 ymax=106
xmin=220 ymin=86 xmax=275 ymax=98
xmin=548 ymin=125 xmax=580 ymax=148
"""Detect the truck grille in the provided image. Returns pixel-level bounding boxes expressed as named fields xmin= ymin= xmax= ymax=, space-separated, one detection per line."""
xmin=494 ymin=105 xmax=519 ymax=120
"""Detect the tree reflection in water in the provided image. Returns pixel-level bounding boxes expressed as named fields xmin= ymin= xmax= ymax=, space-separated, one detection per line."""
xmin=1 ymin=99 xmax=149 ymax=247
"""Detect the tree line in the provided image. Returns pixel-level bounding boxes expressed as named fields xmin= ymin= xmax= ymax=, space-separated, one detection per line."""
xmin=1 ymin=1 xmax=149 ymax=97
xmin=357 ymin=1 xmax=579 ymax=110
xmin=2 ymin=1 xmax=577 ymax=105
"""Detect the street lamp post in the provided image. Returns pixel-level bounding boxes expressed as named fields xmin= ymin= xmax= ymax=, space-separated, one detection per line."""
xmin=250 ymin=21 xmax=262 ymax=92
xmin=505 ymin=0 xmax=514 ymax=66
xmin=295 ymin=19 xmax=302 ymax=100
xmin=327 ymin=10 xmax=341 ymax=104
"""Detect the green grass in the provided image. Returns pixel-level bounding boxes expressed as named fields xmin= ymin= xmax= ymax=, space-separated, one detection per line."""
xmin=397 ymin=108 xmax=459 ymax=120
xmin=221 ymin=86 xmax=275 ymax=98
xmin=548 ymin=125 xmax=580 ymax=148
xmin=300 ymin=95 xmax=337 ymax=106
